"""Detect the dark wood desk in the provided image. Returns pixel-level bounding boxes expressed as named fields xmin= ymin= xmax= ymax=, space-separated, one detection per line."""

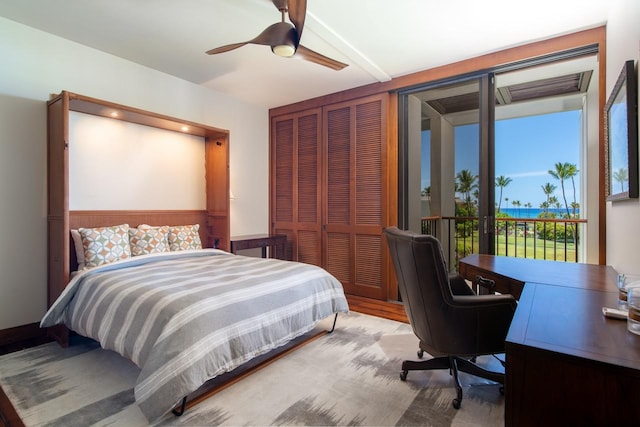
xmin=459 ymin=253 xmax=617 ymax=299
xmin=459 ymin=255 xmax=640 ymax=426
xmin=230 ymin=234 xmax=287 ymax=260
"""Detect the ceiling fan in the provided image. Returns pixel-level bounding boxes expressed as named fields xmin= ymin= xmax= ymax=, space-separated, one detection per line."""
xmin=206 ymin=0 xmax=348 ymax=70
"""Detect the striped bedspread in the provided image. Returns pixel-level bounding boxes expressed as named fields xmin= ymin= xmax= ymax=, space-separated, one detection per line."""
xmin=41 ymin=249 xmax=349 ymax=421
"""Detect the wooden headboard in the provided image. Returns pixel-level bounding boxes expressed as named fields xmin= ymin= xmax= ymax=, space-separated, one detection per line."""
xmin=69 ymin=209 xmax=208 ymax=272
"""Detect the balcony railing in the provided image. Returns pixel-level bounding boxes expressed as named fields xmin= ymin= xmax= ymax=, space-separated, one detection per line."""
xmin=421 ymin=215 xmax=587 ymax=269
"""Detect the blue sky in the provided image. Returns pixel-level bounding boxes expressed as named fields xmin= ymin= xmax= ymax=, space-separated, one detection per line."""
xmin=422 ymin=109 xmax=581 ymax=208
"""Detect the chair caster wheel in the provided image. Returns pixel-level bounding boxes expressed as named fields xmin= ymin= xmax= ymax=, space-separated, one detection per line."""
xmin=400 ymin=371 xmax=408 ymax=381
xmin=417 ymin=349 xmax=424 ymax=359
xmin=452 ymin=398 xmax=461 ymax=409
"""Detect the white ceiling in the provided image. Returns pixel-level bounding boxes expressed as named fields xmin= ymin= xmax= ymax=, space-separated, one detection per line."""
xmin=0 ymin=0 xmax=610 ymax=109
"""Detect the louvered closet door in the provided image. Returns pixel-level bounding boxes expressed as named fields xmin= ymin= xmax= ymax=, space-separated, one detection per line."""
xmin=271 ymin=109 xmax=322 ymax=265
xmin=324 ymin=94 xmax=388 ymax=299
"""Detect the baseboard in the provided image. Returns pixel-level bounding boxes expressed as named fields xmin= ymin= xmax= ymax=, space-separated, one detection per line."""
xmin=0 ymin=322 xmax=51 ymax=356
xmin=345 ymin=294 xmax=408 ymax=323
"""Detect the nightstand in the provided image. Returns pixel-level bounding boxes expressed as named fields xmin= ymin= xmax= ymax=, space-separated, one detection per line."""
xmin=230 ymin=234 xmax=287 ymax=260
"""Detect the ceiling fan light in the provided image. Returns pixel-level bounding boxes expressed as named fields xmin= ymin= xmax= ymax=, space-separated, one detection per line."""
xmin=272 ymin=43 xmax=296 ymax=57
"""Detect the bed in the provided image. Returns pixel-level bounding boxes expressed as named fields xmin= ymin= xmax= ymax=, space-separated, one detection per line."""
xmin=41 ymin=222 xmax=349 ymax=422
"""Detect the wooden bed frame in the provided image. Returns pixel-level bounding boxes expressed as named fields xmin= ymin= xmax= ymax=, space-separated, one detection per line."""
xmin=45 ymin=209 xmax=216 ymax=348
xmin=47 ymin=91 xmax=230 ymax=347
xmin=62 ymin=210 xmax=341 ymax=419
xmin=44 ymin=92 xmax=344 ymax=420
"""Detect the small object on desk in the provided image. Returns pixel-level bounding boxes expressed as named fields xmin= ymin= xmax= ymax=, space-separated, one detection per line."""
xmin=602 ymin=306 xmax=628 ymax=320
xmin=627 ymin=287 xmax=640 ymax=335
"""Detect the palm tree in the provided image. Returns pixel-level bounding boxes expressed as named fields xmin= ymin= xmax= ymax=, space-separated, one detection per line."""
xmin=549 ymin=196 xmax=561 ymax=213
xmin=566 ymin=163 xmax=579 ymax=217
xmin=550 ymin=162 xmax=579 ymax=242
xmin=549 ymin=162 xmax=573 ymax=218
xmin=570 ymin=201 xmax=580 ymax=211
xmin=512 ymin=200 xmax=521 ymax=216
xmin=539 ymin=201 xmax=549 ymax=212
xmin=614 ymin=168 xmax=629 ymax=193
xmin=456 ymin=169 xmax=478 ymax=215
xmin=540 ymin=182 xmax=557 ymax=215
xmin=495 ymin=175 xmax=512 ymax=214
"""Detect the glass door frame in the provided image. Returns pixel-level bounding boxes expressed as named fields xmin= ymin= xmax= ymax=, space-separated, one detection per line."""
xmin=397 ymin=45 xmax=600 ymax=264
xmin=398 ymin=72 xmax=496 ymax=259
xmin=478 ymin=73 xmax=495 ymax=255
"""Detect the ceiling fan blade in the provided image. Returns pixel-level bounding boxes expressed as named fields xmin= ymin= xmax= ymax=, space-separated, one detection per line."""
xmin=206 ymin=42 xmax=249 ymax=55
xmin=206 ymin=22 xmax=293 ymax=55
xmin=271 ymin=0 xmax=287 ymax=11
xmin=287 ymin=0 xmax=307 ymax=41
xmin=296 ymin=44 xmax=348 ymax=70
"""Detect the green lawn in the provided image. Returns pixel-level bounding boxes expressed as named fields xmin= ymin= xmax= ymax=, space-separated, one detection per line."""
xmin=494 ymin=233 xmax=576 ymax=261
xmin=454 ymin=228 xmax=577 ymax=262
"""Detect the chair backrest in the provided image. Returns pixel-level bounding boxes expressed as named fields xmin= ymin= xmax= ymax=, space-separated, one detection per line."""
xmin=383 ymin=226 xmax=457 ymax=356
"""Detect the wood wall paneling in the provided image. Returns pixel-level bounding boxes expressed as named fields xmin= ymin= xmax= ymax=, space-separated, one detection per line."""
xmin=323 ymin=94 xmax=388 ymax=299
xmin=205 ymin=136 xmax=230 ymax=250
xmin=271 ymin=94 xmax=389 ymax=300
xmin=271 ymin=108 xmax=323 ymax=266
xmin=46 ymin=94 xmax=70 ymax=310
xmin=386 ymin=92 xmax=399 ymax=300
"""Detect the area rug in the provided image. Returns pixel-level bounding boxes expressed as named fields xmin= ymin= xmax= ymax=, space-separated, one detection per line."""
xmin=0 ymin=312 xmax=504 ymax=426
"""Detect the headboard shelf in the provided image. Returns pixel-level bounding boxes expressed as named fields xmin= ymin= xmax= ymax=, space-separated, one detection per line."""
xmin=52 ymin=91 xmax=229 ymax=140
xmin=47 ymin=92 xmax=230 ymax=344
xmin=69 ymin=210 xmax=209 ymax=232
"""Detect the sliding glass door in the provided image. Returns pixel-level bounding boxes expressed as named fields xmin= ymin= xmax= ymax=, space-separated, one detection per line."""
xmin=398 ymin=48 xmax=599 ymax=272
xmin=492 ymin=57 xmax=595 ymax=262
xmin=399 ymin=74 xmax=495 ymax=269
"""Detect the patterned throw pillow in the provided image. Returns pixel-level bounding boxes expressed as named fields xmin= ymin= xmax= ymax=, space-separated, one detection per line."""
xmin=79 ymin=224 xmax=131 ymax=268
xmin=168 ymin=224 xmax=202 ymax=251
xmin=129 ymin=226 xmax=170 ymax=256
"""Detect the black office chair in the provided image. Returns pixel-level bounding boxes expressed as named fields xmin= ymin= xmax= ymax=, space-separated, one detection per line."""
xmin=383 ymin=226 xmax=517 ymax=409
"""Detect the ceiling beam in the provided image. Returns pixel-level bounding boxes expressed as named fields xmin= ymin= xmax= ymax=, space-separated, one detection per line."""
xmin=305 ymin=10 xmax=391 ymax=82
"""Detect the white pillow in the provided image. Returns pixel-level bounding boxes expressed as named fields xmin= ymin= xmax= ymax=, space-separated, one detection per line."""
xmin=71 ymin=229 xmax=86 ymax=270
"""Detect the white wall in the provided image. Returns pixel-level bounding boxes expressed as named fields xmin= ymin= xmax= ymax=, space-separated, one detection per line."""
xmin=0 ymin=17 xmax=269 ymax=329
xmin=583 ymin=77 xmax=601 ymax=264
xmin=69 ymin=112 xmax=207 ymax=210
xmin=605 ymin=0 xmax=640 ymax=275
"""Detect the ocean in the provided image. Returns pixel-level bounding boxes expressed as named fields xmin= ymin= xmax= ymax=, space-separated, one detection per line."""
xmin=498 ymin=207 xmax=579 ymax=219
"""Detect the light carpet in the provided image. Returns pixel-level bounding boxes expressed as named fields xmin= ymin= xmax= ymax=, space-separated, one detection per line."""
xmin=0 ymin=312 xmax=504 ymax=426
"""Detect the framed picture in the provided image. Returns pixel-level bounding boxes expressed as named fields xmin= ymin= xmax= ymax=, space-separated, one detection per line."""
xmin=605 ymin=60 xmax=638 ymax=201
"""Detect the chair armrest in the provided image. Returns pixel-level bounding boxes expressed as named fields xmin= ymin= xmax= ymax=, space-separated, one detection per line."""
xmin=474 ymin=275 xmax=496 ymax=292
xmin=449 ymin=274 xmax=476 ymax=296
